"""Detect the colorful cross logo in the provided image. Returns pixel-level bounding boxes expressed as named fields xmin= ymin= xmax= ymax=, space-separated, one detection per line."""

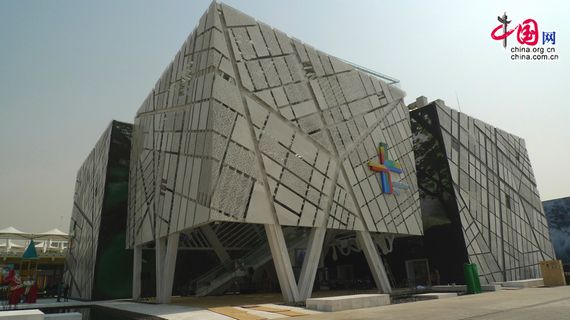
xmin=367 ymin=143 xmax=408 ymax=194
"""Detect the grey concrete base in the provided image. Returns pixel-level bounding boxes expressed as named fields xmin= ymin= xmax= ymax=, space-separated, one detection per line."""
xmin=503 ymin=278 xmax=544 ymax=288
xmin=0 ymin=309 xmax=43 ymax=320
xmin=433 ymin=284 xmax=501 ymax=292
xmin=431 ymin=285 xmax=467 ymax=292
xmin=293 ymin=286 xmax=570 ymax=320
xmin=44 ymin=313 xmax=82 ymax=320
xmin=481 ymin=284 xmax=502 ymax=291
xmin=306 ymin=294 xmax=390 ymax=312
xmin=415 ymin=293 xmax=458 ymax=299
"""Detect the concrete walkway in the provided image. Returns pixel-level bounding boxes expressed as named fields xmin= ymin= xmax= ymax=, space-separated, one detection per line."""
xmin=99 ymin=301 xmax=319 ymax=319
xmin=5 ymin=286 xmax=570 ymax=319
xmin=295 ymin=286 xmax=570 ymax=320
xmin=2 ymin=297 xmax=318 ymax=319
xmin=99 ymin=301 xmax=232 ymax=320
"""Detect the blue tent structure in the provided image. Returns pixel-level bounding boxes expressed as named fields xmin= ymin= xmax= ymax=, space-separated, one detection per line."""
xmin=22 ymin=240 xmax=38 ymax=260
xmin=20 ymin=240 xmax=39 ymax=283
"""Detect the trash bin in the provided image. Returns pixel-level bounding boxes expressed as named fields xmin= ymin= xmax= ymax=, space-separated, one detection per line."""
xmin=464 ymin=263 xmax=482 ymax=294
xmin=539 ymin=260 xmax=567 ymax=286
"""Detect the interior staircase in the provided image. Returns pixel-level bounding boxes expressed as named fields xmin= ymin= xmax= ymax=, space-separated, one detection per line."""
xmin=191 ymin=226 xmax=309 ymax=296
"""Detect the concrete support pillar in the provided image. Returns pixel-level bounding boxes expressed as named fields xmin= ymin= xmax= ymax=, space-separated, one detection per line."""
xmin=356 ymin=230 xmax=392 ymax=294
xmin=264 ymin=224 xmax=300 ymax=302
xmin=201 ymin=225 xmax=231 ymax=266
xmin=132 ymin=244 xmax=142 ymax=299
xmin=155 ymin=236 xmax=166 ymax=302
xmin=298 ymin=227 xmax=326 ymax=300
xmin=156 ymin=232 xmax=179 ymax=304
xmin=162 ymin=232 xmax=180 ymax=303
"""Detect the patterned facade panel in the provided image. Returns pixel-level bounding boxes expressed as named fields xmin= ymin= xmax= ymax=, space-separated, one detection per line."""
xmin=412 ymin=101 xmax=554 ymax=284
xmin=65 ymin=125 xmax=110 ymax=300
xmin=341 ymin=102 xmax=421 ymax=235
xmin=65 ymin=121 xmax=132 ymax=300
xmin=128 ymin=2 xmax=421 ymax=247
xmin=128 ymin=2 xmax=230 ymax=246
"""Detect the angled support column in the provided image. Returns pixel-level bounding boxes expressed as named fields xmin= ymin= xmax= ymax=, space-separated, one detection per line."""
xmin=298 ymin=227 xmax=326 ymax=300
xmin=201 ymin=224 xmax=231 ymax=266
xmin=155 ymin=236 xmax=166 ymax=302
xmin=132 ymin=244 xmax=142 ymax=299
xmin=319 ymin=231 xmax=336 ymax=268
xmin=356 ymin=230 xmax=392 ymax=293
xmin=157 ymin=232 xmax=179 ymax=304
xmin=264 ymin=224 xmax=300 ymax=302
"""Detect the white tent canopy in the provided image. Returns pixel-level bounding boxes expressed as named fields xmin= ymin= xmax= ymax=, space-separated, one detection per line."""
xmin=0 ymin=226 xmax=69 ymax=241
xmin=0 ymin=226 xmax=68 ymax=255
xmin=0 ymin=226 xmax=26 ymax=234
xmin=34 ymin=228 xmax=68 ymax=240
xmin=0 ymin=226 xmax=31 ymax=240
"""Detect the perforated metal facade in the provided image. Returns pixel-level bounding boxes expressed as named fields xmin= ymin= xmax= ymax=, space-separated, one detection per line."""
xmin=411 ymin=101 xmax=555 ymax=283
xmin=126 ymin=2 xmax=422 ymax=249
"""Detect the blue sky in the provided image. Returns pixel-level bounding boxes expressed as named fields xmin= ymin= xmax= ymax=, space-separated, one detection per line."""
xmin=1 ymin=0 xmax=568 ymax=232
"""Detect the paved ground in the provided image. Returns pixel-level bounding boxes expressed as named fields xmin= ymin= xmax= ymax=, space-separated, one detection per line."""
xmin=100 ymin=300 xmax=319 ymax=319
xmin=4 ymin=286 xmax=570 ymax=319
xmin=167 ymin=289 xmax=382 ymax=308
xmin=295 ymin=286 xmax=570 ymax=320
xmin=99 ymin=301 xmax=232 ymax=320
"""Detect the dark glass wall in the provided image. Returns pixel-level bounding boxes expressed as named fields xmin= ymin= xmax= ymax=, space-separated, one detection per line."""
xmin=65 ymin=121 xmax=133 ymax=300
xmin=386 ymin=105 xmax=469 ymax=286
xmin=93 ymin=121 xmax=133 ymax=299
xmin=391 ymin=101 xmax=555 ymax=285
xmin=543 ymin=197 xmax=570 ymax=265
